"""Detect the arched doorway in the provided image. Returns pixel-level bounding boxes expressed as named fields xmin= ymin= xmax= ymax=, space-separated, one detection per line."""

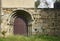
xmin=10 ymin=10 xmax=33 ymax=35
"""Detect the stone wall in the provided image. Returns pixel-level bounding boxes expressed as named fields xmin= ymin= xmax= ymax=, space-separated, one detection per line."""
xmin=2 ymin=0 xmax=34 ymax=8
xmin=1 ymin=8 xmax=60 ymax=36
xmin=32 ymin=9 xmax=60 ymax=36
xmin=1 ymin=8 xmax=35 ymax=36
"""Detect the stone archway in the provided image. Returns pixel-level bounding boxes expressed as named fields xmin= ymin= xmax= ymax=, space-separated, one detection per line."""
xmin=9 ymin=10 xmax=33 ymax=35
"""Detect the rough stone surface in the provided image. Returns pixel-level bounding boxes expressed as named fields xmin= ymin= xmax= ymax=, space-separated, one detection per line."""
xmin=1 ymin=8 xmax=60 ymax=36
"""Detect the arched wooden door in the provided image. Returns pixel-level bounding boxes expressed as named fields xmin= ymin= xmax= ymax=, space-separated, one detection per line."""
xmin=14 ymin=17 xmax=28 ymax=35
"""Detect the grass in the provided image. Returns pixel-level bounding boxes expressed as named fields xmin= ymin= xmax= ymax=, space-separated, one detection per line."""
xmin=0 ymin=35 xmax=60 ymax=41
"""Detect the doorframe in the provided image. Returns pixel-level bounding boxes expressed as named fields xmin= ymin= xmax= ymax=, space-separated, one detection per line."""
xmin=9 ymin=9 xmax=34 ymax=36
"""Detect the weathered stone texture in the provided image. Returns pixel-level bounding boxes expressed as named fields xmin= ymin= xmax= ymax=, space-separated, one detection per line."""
xmin=1 ymin=8 xmax=60 ymax=36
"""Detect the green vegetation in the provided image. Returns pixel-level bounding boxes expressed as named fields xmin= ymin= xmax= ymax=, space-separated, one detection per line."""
xmin=0 ymin=35 xmax=60 ymax=41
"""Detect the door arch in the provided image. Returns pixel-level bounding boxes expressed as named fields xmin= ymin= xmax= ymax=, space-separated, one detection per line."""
xmin=10 ymin=10 xmax=33 ymax=35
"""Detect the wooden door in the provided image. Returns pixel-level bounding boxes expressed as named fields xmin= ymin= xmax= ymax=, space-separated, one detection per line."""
xmin=14 ymin=17 xmax=27 ymax=35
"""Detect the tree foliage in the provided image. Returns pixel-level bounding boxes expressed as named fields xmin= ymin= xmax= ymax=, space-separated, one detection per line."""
xmin=35 ymin=0 xmax=40 ymax=8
